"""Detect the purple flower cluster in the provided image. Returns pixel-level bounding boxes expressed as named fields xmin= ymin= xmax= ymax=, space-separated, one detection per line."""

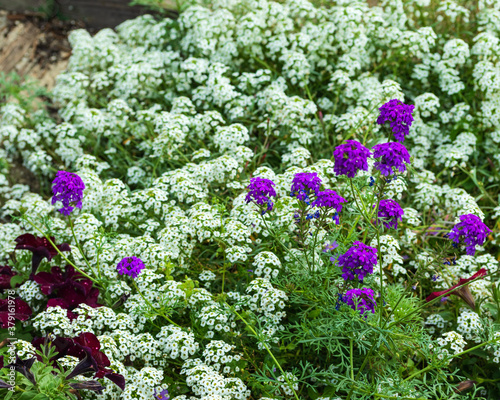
xmin=51 ymin=171 xmax=85 ymax=216
xmin=290 ymin=172 xmax=322 ymax=201
xmin=116 ymin=256 xmax=145 ymax=279
xmin=311 ymin=190 xmax=347 ymax=224
xmin=246 ymin=177 xmax=277 ymax=212
xmin=372 ymin=142 xmax=411 ymax=176
xmin=448 ymin=214 xmax=491 ymax=256
xmin=337 ymin=241 xmax=378 ymax=282
xmin=311 ymin=190 xmax=347 ymax=211
xmin=333 ymin=140 xmax=371 ymax=178
xmin=377 ymin=199 xmax=404 ymax=229
xmin=376 ymin=99 xmax=415 ymax=142
xmin=343 ymin=288 xmax=376 ymax=315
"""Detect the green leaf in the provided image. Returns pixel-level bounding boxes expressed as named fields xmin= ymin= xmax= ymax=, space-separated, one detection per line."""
xmin=18 ymin=391 xmax=40 ymax=400
xmin=10 ymin=275 xmax=26 ymax=288
xmin=31 ymin=394 xmax=50 ymax=400
xmin=307 ymin=308 xmax=322 ymax=319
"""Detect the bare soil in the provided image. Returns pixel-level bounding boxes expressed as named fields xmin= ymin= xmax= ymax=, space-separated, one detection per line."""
xmin=0 ymin=9 xmax=90 ymax=90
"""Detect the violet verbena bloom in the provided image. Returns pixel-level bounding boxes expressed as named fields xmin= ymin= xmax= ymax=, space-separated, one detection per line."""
xmin=323 ymin=241 xmax=339 ymax=253
xmin=117 ymin=256 xmax=145 ymax=279
xmin=245 ymin=177 xmax=277 ymax=212
xmin=343 ymin=288 xmax=376 ymax=315
xmin=155 ymin=389 xmax=170 ymax=400
xmin=311 ymin=190 xmax=346 ymax=211
xmin=372 ymin=142 xmax=410 ymax=176
xmin=448 ymin=214 xmax=491 ymax=256
xmin=333 ymin=140 xmax=371 ymax=178
xmin=337 ymin=241 xmax=377 ymax=282
xmin=377 ymin=199 xmax=404 ymax=229
xmin=290 ymin=172 xmax=322 ymax=201
xmin=377 ymin=99 xmax=415 ymax=142
xmin=311 ymin=190 xmax=347 ymax=224
xmin=52 ymin=171 xmax=85 ymax=216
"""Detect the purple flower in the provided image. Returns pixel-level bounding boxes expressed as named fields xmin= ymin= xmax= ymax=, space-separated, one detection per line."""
xmin=246 ymin=177 xmax=277 ymax=212
xmin=117 ymin=257 xmax=145 ymax=279
xmin=337 ymin=241 xmax=377 ymax=282
xmin=290 ymin=172 xmax=322 ymax=201
xmin=372 ymin=142 xmax=411 ymax=176
xmin=333 ymin=140 xmax=371 ymax=178
xmin=343 ymin=288 xmax=376 ymax=315
xmin=377 ymin=99 xmax=415 ymax=142
xmin=448 ymin=214 xmax=491 ymax=256
xmin=311 ymin=190 xmax=347 ymax=212
xmin=377 ymin=199 xmax=404 ymax=229
xmin=51 ymin=171 xmax=85 ymax=216
xmin=155 ymin=389 xmax=170 ymax=400
xmin=323 ymin=241 xmax=339 ymax=253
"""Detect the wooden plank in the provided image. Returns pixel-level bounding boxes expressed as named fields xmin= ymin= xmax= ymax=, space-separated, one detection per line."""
xmin=0 ymin=22 xmax=40 ymax=73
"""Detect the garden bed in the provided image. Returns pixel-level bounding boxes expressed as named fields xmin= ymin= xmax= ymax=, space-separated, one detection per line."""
xmin=1 ymin=1 xmax=500 ymax=400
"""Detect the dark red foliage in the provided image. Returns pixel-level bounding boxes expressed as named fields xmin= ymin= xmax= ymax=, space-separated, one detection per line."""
xmin=33 ymin=265 xmax=101 ymax=319
xmin=0 ymin=265 xmax=18 ymax=291
xmin=0 ymin=298 xmax=32 ymax=328
xmin=15 ymin=233 xmax=71 ymax=276
xmin=32 ymin=333 xmax=125 ymax=390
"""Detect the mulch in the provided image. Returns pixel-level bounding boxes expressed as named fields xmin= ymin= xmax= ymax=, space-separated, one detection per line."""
xmin=0 ymin=10 xmax=91 ymax=90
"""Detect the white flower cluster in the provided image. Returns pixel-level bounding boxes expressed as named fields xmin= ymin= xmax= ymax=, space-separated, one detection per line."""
xmin=157 ymin=325 xmax=200 ymax=360
xmin=199 ymin=270 xmax=217 ymax=288
xmin=252 ymin=251 xmax=282 ymax=280
xmin=202 ymin=340 xmax=242 ymax=373
xmin=246 ymin=278 xmax=288 ymax=349
xmin=425 ymin=314 xmax=447 ymax=335
xmin=120 ymin=367 xmax=168 ymax=400
xmin=370 ymin=235 xmax=405 ymax=280
xmin=433 ymin=331 xmax=467 ymax=362
xmin=180 ymin=358 xmax=250 ymax=400
xmin=456 ymin=308 xmax=483 ymax=342
xmin=276 ymin=372 xmax=299 ymax=397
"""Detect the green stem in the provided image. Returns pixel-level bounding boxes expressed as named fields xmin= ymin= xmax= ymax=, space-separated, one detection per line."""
xmin=132 ymin=280 xmax=180 ymax=327
xmin=259 ymin=213 xmax=308 ymax=271
xmin=24 ymin=217 xmax=98 ymax=284
xmin=343 ymin=101 xmax=381 ymax=143
xmin=345 ymin=251 xmax=447 ymax=400
xmin=230 ymin=306 xmax=300 ymax=400
xmin=389 ymin=270 xmax=489 ymax=328
xmin=404 ymin=337 xmax=500 ymax=382
xmin=350 ymin=338 xmax=354 ymax=380
xmin=68 ymin=215 xmax=96 ymax=278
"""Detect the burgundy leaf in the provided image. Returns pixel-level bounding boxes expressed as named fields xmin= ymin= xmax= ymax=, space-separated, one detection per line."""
xmin=15 ymin=233 xmax=71 ymax=275
xmin=0 ymin=298 xmax=32 ymax=328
